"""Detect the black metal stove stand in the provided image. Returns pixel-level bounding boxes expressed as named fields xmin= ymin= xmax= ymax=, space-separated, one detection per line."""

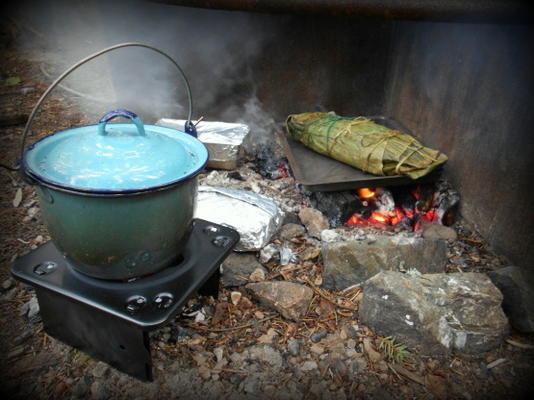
xmin=11 ymin=219 xmax=239 ymax=381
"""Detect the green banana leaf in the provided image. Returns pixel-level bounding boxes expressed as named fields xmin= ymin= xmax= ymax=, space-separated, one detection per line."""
xmin=286 ymin=112 xmax=447 ymax=179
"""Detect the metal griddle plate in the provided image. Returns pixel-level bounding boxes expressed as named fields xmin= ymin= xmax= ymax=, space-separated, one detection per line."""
xmin=278 ymin=116 xmax=440 ymax=192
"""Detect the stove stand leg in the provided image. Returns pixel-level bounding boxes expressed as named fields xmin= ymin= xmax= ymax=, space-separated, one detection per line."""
xmin=197 ymin=267 xmax=221 ymax=299
xmin=35 ymin=288 xmax=153 ymax=381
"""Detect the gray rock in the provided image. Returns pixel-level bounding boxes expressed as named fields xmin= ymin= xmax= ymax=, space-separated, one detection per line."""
xmin=287 ymin=338 xmax=300 ymax=356
xmin=331 ymin=359 xmax=348 ymax=376
xmin=421 ymin=222 xmax=458 ymax=241
xmin=320 ymin=230 xmax=340 ymax=243
xmin=349 ymin=358 xmax=368 ymax=374
xmin=27 ymin=296 xmax=41 ymax=324
xmin=311 ymin=330 xmax=328 ymax=343
xmin=300 ymin=360 xmax=318 ymax=371
xmin=92 ymin=361 xmax=109 ymax=379
xmin=246 ymin=281 xmax=313 ymax=321
xmin=90 ymin=381 xmax=108 ymax=400
xmin=259 ymin=243 xmax=279 ymax=264
xmin=298 ymin=207 xmax=329 ymax=239
xmin=221 ymin=253 xmax=266 ymax=287
xmin=359 ymin=271 xmax=509 ymax=354
xmin=488 ymin=266 xmax=534 ymax=332
xmin=241 ymin=374 xmax=260 ymax=394
xmin=2 ymin=278 xmax=13 ymax=291
xmin=72 ymin=380 xmax=89 ymax=398
xmin=279 ymin=223 xmax=306 ymax=240
xmin=3 ymin=287 xmax=18 ymax=301
xmin=246 ymin=344 xmax=284 ymax=369
xmin=12 ymin=331 xmax=32 ymax=346
xmin=322 ymin=236 xmax=447 ymax=290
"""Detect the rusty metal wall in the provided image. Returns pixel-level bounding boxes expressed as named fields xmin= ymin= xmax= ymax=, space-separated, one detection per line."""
xmin=385 ymin=21 xmax=534 ymax=268
xmin=250 ymin=15 xmax=392 ymax=118
xmin=155 ymin=0 xmax=532 ymax=23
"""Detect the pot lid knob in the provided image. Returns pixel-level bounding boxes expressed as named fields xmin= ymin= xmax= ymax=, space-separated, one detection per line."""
xmin=98 ymin=109 xmax=145 ymax=136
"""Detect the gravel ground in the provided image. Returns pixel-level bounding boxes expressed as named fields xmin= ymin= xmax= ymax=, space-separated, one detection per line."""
xmin=2 ymin=35 xmax=534 ymax=400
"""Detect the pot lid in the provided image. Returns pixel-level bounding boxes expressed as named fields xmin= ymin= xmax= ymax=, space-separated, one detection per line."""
xmin=23 ymin=110 xmax=208 ymax=193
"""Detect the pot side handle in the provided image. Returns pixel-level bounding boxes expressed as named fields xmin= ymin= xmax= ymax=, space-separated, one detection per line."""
xmin=98 ymin=109 xmax=146 ymax=136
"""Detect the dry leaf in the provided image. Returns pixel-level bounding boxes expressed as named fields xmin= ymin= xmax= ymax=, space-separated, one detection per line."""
xmin=249 ymin=268 xmax=266 ymax=282
xmin=319 ymin=298 xmax=335 ymax=319
xmin=302 ymin=247 xmax=320 ymax=260
xmin=258 ymin=328 xmax=278 ymax=344
xmin=363 ymin=338 xmax=382 ymax=363
xmin=390 ymin=363 xmax=425 ymax=386
xmin=238 ymin=296 xmax=254 ymax=309
xmin=211 ymin=302 xmax=230 ymax=326
xmin=425 ymin=374 xmax=448 ymax=400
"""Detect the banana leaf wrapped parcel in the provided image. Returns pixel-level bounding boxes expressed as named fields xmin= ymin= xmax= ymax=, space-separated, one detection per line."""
xmin=286 ymin=112 xmax=447 ymax=179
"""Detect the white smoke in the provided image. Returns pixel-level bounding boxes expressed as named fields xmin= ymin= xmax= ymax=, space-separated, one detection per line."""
xmin=7 ymin=0 xmax=282 ymax=152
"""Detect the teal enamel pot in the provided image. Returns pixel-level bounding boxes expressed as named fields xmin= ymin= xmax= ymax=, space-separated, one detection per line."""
xmin=19 ymin=43 xmax=208 ymax=280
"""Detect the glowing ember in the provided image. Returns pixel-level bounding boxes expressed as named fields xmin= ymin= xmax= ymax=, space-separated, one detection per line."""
xmin=345 ymin=185 xmax=451 ymax=231
xmin=358 ymin=188 xmax=376 ymax=199
xmin=369 ymin=212 xmax=387 ymax=223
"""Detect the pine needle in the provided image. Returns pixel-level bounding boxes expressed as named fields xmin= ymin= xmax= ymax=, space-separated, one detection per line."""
xmin=378 ymin=336 xmax=410 ymax=363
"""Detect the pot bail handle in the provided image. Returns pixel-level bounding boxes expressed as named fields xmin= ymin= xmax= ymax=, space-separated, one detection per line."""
xmin=98 ymin=109 xmax=145 ymax=136
xmin=19 ymin=42 xmax=196 ymax=163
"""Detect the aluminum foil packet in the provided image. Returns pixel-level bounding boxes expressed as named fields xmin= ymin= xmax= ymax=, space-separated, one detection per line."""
xmin=194 ymin=186 xmax=284 ymax=251
xmin=156 ymin=119 xmax=250 ymax=169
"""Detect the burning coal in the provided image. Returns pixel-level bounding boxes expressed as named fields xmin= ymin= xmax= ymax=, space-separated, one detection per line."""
xmin=345 ymin=181 xmax=459 ymax=231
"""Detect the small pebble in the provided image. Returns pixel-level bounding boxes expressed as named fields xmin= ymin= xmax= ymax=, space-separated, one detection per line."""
xmin=311 ymin=330 xmax=328 ymax=343
xmin=288 ymin=338 xmax=300 ymax=356
xmin=2 ymin=279 xmax=13 ymax=291
xmin=300 ymin=360 xmax=318 ymax=371
xmin=12 ymin=330 xmax=32 ymax=346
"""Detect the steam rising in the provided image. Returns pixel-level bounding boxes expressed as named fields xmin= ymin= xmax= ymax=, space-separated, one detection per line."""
xmin=8 ymin=0 xmax=280 ymax=153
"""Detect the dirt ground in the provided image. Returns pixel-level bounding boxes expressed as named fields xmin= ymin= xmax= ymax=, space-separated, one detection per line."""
xmin=2 ymin=32 xmax=534 ymax=400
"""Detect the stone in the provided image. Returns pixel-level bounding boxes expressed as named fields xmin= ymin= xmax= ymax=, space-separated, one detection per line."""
xmin=310 ymin=344 xmax=324 ymax=355
xmin=300 ymin=360 xmax=318 ymax=371
xmin=488 ymin=266 xmax=534 ymax=332
xmin=421 ymin=222 xmax=458 ymax=241
xmin=2 ymin=278 xmax=13 ymax=291
xmin=12 ymin=331 xmax=32 ymax=346
xmin=246 ymin=344 xmax=284 ymax=369
xmin=349 ymin=358 xmax=368 ymax=374
xmin=90 ymin=381 xmax=108 ymax=400
xmin=320 ymin=230 xmax=340 ymax=243
xmin=287 ymin=338 xmax=300 ymax=356
xmin=91 ymin=362 xmax=109 ymax=379
xmin=242 ymin=374 xmax=260 ymax=394
xmin=322 ymin=236 xmax=447 ymax=290
xmin=279 ymin=223 xmax=306 ymax=240
xmin=298 ymin=207 xmax=329 ymax=239
xmin=220 ymin=253 xmax=266 ymax=287
xmin=311 ymin=331 xmax=328 ymax=343
xmin=27 ymin=296 xmax=41 ymax=323
xmin=3 ymin=287 xmax=17 ymax=301
xmin=259 ymin=243 xmax=279 ymax=264
xmin=72 ymin=380 xmax=89 ymax=398
xmin=359 ymin=271 xmax=509 ymax=354
xmin=249 ymin=268 xmax=266 ymax=282
xmin=230 ymin=291 xmax=242 ymax=305
xmin=246 ymin=281 xmax=314 ymax=321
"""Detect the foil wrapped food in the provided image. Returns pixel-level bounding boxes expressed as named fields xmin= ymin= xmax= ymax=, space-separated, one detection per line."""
xmin=194 ymin=186 xmax=283 ymax=251
xmin=156 ymin=119 xmax=249 ymax=169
